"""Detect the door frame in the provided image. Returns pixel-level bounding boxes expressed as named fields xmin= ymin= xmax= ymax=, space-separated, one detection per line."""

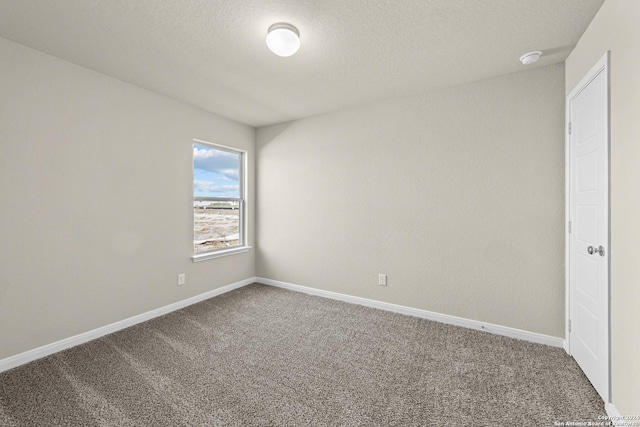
xmin=564 ymin=51 xmax=610 ymax=403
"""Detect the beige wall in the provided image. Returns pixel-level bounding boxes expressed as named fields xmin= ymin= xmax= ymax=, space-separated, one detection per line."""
xmin=566 ymin=0 xmax=640 ymax=415
xmin=0 ymin=37 xmax=255 ymax=360
xmin=257 ymin=64 xmax=566 ymax=337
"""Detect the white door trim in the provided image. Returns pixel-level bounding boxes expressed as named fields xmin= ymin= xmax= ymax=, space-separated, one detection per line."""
xmin=565 ymin=51 xmax=610 ymax=403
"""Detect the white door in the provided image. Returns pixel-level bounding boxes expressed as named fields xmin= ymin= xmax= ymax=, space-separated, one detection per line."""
xmin=568 ymin=53 xmax=609 ymax=403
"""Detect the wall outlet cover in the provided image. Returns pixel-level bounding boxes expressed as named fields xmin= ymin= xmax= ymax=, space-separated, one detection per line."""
xmin=378 ymin=274 xmax=387 ymax=286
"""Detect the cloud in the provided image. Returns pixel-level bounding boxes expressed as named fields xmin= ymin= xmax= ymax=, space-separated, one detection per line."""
xmin=194 ymin=180 xmax=239 ymax=195
xmin=193 ymin=146 xmax=240 ymax=181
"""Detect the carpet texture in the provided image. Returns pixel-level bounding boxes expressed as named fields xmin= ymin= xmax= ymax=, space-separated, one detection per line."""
xmin=0 ymin=283 xmax=605 ymax=426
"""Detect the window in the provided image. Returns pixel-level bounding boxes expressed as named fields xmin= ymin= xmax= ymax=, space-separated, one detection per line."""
xmin=192 ymin=141 xmax=246 ymax=261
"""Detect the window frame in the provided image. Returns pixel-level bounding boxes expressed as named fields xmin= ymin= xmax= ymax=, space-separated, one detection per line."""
xmin=191 ymin=139 xmax=249 ymax=262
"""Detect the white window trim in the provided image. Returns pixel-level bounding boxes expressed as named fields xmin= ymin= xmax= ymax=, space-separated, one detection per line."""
xmin=191 ymin=246 xmax=252 ymax=263
xmin=192 ymin=139 xmax=248 ymax=261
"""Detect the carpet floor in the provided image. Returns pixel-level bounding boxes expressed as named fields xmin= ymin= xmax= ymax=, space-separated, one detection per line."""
xmin=0 ymin=283 xmax=605 ymax=426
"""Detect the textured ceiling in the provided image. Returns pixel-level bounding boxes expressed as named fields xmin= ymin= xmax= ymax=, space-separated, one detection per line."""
xmin=0 ymin=0 xmax=604 ymax=127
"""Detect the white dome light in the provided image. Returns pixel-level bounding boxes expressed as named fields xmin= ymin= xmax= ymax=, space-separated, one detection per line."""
xmin=519 ymin=51 xmax=542 ymax=65
xmin=266 ymin=23 xmax=300 ymax=57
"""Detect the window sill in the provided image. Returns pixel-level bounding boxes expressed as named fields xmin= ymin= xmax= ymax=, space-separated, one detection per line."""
xmin=191 ymin=246 xmax=252 ymax=263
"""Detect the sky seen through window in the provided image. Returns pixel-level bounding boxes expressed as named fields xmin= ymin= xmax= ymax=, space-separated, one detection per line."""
xmin=193 ymin=145 xmax=240 ymax=198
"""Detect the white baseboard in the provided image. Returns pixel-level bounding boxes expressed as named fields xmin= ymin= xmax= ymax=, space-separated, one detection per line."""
xmin=606 ymin=403 xmax=631 ymax=427
xmin=257 ymin=277 xmax=564 ymax=348
xmin=0 ymin=277 xmax=256 ymax=374
xmin=1 ymin=276 xmax=565 ymax=374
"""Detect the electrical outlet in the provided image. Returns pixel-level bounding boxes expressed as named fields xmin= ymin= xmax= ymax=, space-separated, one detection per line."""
xmin=177 ymin=273 xmax=185 ymax=286
xmin=378 ymin=274 xmax=387 ymax=286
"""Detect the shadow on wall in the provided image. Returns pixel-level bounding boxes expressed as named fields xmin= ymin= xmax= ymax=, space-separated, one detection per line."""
xmin=256 ymin=121 xmax=296 ymax=147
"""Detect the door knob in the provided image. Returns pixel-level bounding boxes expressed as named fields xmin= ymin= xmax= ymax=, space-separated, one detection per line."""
xmin=587 ymin=245 xmax=605 ymax=256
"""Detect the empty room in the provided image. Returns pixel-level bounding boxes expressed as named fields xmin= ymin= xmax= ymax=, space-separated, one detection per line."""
xmin=1 ymin=0 xmax=639 ymax=425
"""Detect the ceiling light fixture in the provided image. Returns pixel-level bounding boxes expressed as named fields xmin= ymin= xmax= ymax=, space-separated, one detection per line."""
xmin=519 ymin=51 xmax=542 ymax=65
xmin=266 ymin=23 xmax=300 ymax=57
